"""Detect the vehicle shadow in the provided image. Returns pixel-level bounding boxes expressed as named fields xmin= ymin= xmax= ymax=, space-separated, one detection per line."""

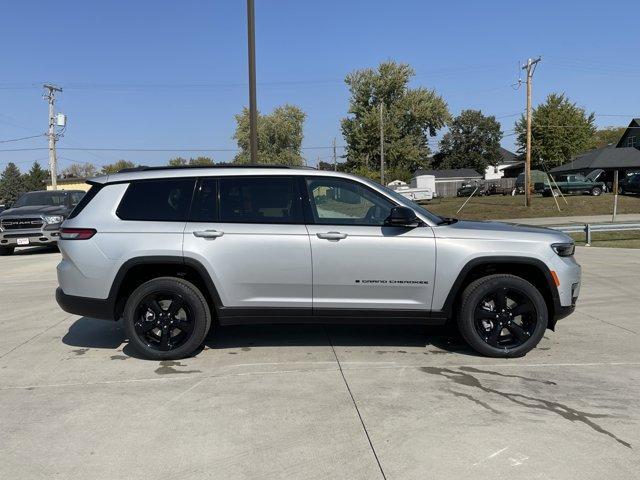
xmin=205 ymin=324 xmax=478 ymax=356
xmin=62 ymin=316 xmax=125 ymax=349
xmin=13 ymin=245 xmax=59 ymax=256
xmin=61 ymin=317 xmax=479 ymax=358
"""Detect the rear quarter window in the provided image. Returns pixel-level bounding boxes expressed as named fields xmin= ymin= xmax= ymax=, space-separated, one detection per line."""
xmin=68 ymin=186 xmax=99 ymax=219
xmin=116 ymin=179 xmax=196 ymax=221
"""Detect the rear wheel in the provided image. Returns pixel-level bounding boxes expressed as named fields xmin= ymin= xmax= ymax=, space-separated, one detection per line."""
xmin=0 ymin=246 xmax=14 ymax=256
xmin=457 ymin=274 xmax=548 ymax=357
xmin=123 ymin=277 xmax=211 ymax=360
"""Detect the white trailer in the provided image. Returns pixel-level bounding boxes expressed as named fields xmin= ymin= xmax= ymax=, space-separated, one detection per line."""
xmin=392 ymin=174 xmax=436 ymax=202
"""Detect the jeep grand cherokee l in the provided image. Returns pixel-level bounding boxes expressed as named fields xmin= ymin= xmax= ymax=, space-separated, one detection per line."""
xmin=55 ymin=166 xmax=580 ymax=360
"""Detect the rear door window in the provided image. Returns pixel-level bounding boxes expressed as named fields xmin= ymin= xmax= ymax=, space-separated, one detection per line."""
xmin=217 ymin=177 xmax=303 ymax=224
xmin=190 ymin=178 xmax=218 ymax=222
xmin=117 ymin=179 xmax=196 ymax=221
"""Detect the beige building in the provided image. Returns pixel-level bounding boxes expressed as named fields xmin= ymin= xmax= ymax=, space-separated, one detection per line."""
xmin=44 ymin=177 xmax=91 ymax=192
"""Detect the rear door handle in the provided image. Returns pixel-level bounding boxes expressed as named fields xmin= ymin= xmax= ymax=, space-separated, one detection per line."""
xmin=316 ymin=231 xmax=348 ymax=241
xmin=193 ymin=229 xmax=224 ymax=239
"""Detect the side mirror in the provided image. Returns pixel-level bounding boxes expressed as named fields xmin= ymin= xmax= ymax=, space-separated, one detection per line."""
xmin=385 ymin=206 xmax=419 ymax=227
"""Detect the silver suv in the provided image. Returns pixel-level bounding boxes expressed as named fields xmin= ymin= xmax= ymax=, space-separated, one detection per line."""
xmin=55 ymin=166 xmax=581 ymax=359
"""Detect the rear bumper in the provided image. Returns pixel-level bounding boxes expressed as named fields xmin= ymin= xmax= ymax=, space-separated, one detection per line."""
xmin=56 ymin=287 xmax=115 ymax=320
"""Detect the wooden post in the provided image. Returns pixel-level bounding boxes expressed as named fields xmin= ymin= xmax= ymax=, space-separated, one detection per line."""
xmin=612 ymin=170 xmax=619 ymax=222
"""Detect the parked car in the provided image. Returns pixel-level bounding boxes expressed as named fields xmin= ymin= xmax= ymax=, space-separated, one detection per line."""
xmin=514 ymin=170 xmax=549 ymax=195
xmin=0 ymin=190 xmax=85 ymax=255
xmin=618 ymin=173 xmax=640 ymax=195
xmin=56 ymin=166 xmax=580 ymax=360
xmin=457 ymin=183 xmax=484 ymax=197
xmin=0 ymin=204 xmax=5 ymax=214
xmin=484 ymin=183 xmax=511 ymax=196
xmin=543 ymin=170 xmax=605 ymax=197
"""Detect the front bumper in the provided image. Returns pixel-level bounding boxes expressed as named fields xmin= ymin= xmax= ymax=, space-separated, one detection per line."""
xmin=0 ymin=225 xmax=61 ymax=247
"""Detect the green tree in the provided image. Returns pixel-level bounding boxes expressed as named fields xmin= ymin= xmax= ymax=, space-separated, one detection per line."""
xmin=233 ymin=105 xmax=306 ymax=166
xmin=341 ymin=61 xmax=449 ymax=176
xmin=438 ymin=110 xmax=503 ymax=173
xmin=0 ymin=162 xmax=26 ymax=204
xmin=590 ymin=126 xmax=626 ymax=149
xmin=101 ymin=159 xmax=135 ymax=174
xmin=515 ymin=93 xmax=596 ymax=168
xmin=168 ymin=156 xmax=215 ymax=167
xmin=188 ymin=156 xmax=215 ymax=166
xmin=168 ymin=157 xmax=187 ymax=166
xmin=60 ymin=162 xmax=97 ymax=179
xmin=22 ymin=161 xmax=49 ymax=191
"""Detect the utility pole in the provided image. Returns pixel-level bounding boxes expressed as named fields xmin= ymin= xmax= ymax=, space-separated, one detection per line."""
xmin=44 ymin=84 xmax=62 ymax=190
xmin=522 ymin=57 xmax=541 ymax=207
xmin=379 ymin=102 xmax=385 ymax=185
xmin=332 ymin=137 xmax=337 ymax=171
xmin=246 ymin=0 xmax=258 ymax=164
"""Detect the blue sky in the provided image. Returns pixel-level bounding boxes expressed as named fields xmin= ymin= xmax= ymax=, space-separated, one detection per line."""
xmin=1 ymin=0 xmax=638 ymax=171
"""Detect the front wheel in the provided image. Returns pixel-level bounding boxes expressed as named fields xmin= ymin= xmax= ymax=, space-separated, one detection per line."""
xmin=123 ymin=277 xmax=212 ymax=360
xmin=457 ymin=274 xmax=548 ymax=357
xmin=591 ymin=186 xmax=602 ymax=196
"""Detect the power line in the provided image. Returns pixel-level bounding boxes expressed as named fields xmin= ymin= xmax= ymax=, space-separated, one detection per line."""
xmin=0 ymin=134 xmax=44 ymax=144
xmin=0 ymin=144 xmax=347 ymax=153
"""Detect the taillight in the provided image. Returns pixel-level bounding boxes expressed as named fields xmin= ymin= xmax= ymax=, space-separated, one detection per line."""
xmin=60 ymin=228 xmax=97 ymax=240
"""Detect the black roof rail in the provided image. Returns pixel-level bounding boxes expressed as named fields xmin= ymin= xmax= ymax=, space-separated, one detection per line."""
xmin=116 ymin=164 xmax=316 ymax=173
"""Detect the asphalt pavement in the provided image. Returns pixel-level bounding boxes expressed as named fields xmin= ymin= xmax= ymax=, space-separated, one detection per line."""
xmin=1 ymin=246 xmax=638 ymax=479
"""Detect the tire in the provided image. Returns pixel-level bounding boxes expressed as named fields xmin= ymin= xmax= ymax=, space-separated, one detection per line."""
xmin=123 ymin=277 xmax=212 ymax=360
xmin=457 ymin=274 xmax=548 ymax=358
xmin=618 ymin=186 xmax=625 ymax=195
xmin=0 ymin=246 xmax=14 ymax=256
xmin=591 ymin=186 xmax=602 ymax=196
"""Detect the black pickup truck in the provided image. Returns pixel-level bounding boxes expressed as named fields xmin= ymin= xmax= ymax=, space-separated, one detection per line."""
xmin=0 ymin=190 xmax=85 ymax=255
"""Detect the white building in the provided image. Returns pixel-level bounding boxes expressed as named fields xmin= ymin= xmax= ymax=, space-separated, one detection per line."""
xmin=484 ymin=147 xmax=522 ymax=180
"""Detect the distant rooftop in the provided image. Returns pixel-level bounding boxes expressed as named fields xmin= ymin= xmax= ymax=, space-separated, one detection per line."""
xmin=415 ymin=168 xmax=482 ymax=179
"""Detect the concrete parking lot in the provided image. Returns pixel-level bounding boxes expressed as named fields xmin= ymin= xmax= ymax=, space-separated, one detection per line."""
xmin=1 ymin=246 xmax=639 ymax=479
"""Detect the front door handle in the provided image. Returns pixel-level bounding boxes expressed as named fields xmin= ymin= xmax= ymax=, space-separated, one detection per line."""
xmin=193 ymin=229 xmax=224 ymax=239
xmin=316 ymin=231 xmax=348 ymax=241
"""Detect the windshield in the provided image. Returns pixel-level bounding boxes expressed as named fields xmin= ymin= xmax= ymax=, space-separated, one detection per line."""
xmin=376 ymin=184 xmax=444 ymax=224
xmin=13 ymin=191 xmax=70 ymax=208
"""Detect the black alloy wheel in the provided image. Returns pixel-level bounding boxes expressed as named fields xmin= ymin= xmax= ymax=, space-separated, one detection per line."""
xmin=134 ymin=292 xmax=194 ymax=351
xmin=123 ymin=277 xmax=211 ymax=360
xmin=474 ymin=287 xmax=537 ymax=349
xmin=457 ymin=274 xmax=548 ymax=357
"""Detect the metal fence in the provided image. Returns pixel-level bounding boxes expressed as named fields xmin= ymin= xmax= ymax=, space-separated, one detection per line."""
xmin=551 ymin=222 xmax=640 ymax=246
xmin=435 ymin=177 xmax=516 ymax=198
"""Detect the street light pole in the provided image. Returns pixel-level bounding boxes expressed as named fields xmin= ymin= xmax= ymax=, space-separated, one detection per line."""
xmin=247 ymin=0 xmax=258 ymax=164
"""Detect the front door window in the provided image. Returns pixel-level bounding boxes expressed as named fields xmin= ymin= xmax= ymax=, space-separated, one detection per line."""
xmin=306 ymin=177 xmax=394 ymax=226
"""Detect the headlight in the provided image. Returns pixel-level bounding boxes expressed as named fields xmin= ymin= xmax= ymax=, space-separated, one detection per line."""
xmin=551 ymin=242 xmax=575 ymax=257
xmin=44 ymin=215 xmax=64 ymax=224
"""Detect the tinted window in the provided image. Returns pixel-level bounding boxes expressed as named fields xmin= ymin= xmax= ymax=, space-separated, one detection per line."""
xmin=218 ymin=177 xmax=302 ymax=224
xmin=117 ymin=179 xmax=195 ymax=221
xmin=14 ymin=191 xmax=70 ymax=207
xmin=190 ymin=178 xmax=218 ymax=222
xmin=306 ymin=177 xmax=394 ymax=226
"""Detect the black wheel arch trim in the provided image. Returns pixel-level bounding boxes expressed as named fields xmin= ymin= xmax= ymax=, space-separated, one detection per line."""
xmin=438 ymin=256 xmax=564 ymax=327
xmin=57 ymin=255 xmax=225 ymax=321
